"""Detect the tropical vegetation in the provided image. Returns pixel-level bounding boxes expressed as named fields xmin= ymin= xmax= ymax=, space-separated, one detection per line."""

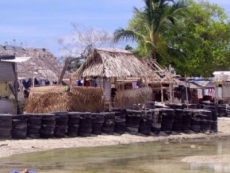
xmin=114 ymin=0 xmax=230 ymax=76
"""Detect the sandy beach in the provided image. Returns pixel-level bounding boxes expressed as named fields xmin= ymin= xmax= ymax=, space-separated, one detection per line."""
xmin=0 ymin=117 xmax=230 ymax=159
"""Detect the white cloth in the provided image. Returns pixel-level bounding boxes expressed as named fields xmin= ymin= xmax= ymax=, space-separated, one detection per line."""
xmin=132 ymin=82 xmax=137 ymax=89
xmin=197 ymin=89 xmax=203 ymax=99
xmin=208 ymin=88 xmax=215 ymax=98
xmin=217 ymin=87 xmax=222 ymax=99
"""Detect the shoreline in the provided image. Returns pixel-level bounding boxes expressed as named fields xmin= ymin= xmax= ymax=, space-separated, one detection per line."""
xmin=0 ymin=118 xmax=230 ymax=159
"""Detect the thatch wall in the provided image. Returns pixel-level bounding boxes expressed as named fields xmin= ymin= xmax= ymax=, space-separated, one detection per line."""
xmin=25 ymin=86 xmax=104 ymax=113
xmin=72 ymin=48 xmax=160 ymax=80
xmin=114 ymin=87 xmax=152 ymax=108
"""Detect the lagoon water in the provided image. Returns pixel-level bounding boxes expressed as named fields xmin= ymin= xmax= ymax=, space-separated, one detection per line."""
xmin=1 ymin=138 xmax=230 ymax=173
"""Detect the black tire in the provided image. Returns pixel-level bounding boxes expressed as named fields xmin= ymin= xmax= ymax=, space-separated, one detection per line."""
xmin=27 ymin=123 xmax=41 ymax=130
xmin=92 ymin=113 xmax=105 ymax=124
xmin=11 ymin=130 xmax=27 ymax=139
xmin=66 ymin=131 xmax=78 ymax=137
xmin=126 ymin=127 xmax=138 ymax=135
xmin=0 ymin=134 xmax=11 ymax=139
xmin=104 ymin=112 xmax=115 ymax=120
xmin=27 ymin=133 xmax=40 ymax=139
xmin=28 ymin=128 xmax=40 ymax=134
xmin=54 ymin=126 xmax=68 ymax=138
xmin=191 ymin=125 xmax=200 ymax=133
xmin=40 ymin=133 xmax=53 ymax=138
xmin=28 ymin=119 xmax=42 ymax=125
xmin=0 ymin=122 xmax=12 ymax=128
xmin=68 ymin=118 xmax=80 ymax=124
xmin=42 ymin=120 xmax=56 ymax=126
xmin=0 ymin=128 xmax=11 ymax=135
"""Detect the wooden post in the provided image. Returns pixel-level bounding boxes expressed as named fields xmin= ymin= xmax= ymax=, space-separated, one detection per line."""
xmin=145 ymin=77 xmax=147 ymax=87
xmin=185 ymin=75 xmax=189 ymax=108
xmin=114 ymin=77 xmax=117 ymax=88
xmin=169 ymin=64 xmax=173 ymax=103
xmin=161 ymin=82 xmax=163 ymax=103
xmin=172 ymin=83 xmax=174 ymax=103
xmin=215 ymin=81 xmax=218 ymax=104
xmin=170 ymin=83 xmax=173 ymax=103
xmin=14 ymin=62 xmax=19 ymax=114
xmin=70 ymin=77 xmax=72 ymax=86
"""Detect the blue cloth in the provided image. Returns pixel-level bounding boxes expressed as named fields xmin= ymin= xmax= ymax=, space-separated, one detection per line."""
xmin=10 ymin=169 xmax=36 ymax=173
xmin=77 ymin=79 xmax=82 ymax=86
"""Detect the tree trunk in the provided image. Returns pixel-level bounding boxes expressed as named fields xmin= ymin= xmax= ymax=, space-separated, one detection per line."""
xmin=58 ymin=58 xmax=70 ymax=85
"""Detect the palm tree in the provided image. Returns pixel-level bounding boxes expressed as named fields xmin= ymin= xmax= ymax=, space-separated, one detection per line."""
xmin=113 ymin=0 xmax=188 ymax=61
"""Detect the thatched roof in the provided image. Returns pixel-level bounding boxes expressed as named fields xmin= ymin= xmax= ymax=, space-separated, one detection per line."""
xmin=0 ymin=45 xmax=70 ymax=81
xmin=72 ymin=48 xmax=160 ymax=79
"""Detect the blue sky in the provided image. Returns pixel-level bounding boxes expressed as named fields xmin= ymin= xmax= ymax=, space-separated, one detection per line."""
xmin=0 ymin=0 xmax=230 ymax=58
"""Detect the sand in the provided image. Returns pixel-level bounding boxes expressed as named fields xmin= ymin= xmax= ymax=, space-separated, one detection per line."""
xmin=0 ymin=117 xmax=230 ymax=159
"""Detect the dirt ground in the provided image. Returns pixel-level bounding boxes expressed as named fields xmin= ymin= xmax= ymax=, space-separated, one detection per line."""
xmin=0 ymin=117 xmax=230 ymax=159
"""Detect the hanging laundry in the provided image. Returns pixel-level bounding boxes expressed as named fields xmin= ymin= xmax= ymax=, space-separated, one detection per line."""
xmin=132 ymin=81 xmax=137 ymax=89
xmin=208 ymin=87 xmax=215 ymax=97
xmin=197 ymin=89 xmax=203 ymax=99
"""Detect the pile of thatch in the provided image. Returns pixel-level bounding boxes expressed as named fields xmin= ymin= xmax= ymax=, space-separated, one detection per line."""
xmin=114 ymin=87 xmax=152 ymax=108
xmin=25 ymin=86 xmax=104 ymax=113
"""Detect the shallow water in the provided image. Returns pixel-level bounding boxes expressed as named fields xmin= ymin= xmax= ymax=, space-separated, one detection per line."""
xmin=1 ymin=137 xmax=230 ymax=173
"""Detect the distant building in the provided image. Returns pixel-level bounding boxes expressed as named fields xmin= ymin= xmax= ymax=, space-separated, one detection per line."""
xmin=0 ymin=45 xmax=70 ymax=82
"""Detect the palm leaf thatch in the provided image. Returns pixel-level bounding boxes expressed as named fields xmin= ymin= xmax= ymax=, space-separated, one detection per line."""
xmin=0 ymin=45 xmax=70 ymax=81
xmin=72 ymin=48 xmax=160 ymax=79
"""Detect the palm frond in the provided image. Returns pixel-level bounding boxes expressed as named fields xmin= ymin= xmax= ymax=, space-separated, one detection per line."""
xmin=113 ymin=28 xmax=146 ymax=43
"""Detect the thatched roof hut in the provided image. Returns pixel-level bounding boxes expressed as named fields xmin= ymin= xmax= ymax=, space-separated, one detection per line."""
xmin=72 ymin=48 xmax=160 ymax=79
xmin=0 ymin=45 xmax=69 ymax=81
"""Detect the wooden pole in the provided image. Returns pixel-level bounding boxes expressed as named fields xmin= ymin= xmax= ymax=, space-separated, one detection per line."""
xmin=161 ymin=82 xmax=163 ymax=103
xmin=215 ymin=81 xmax=218 ymax=104
xmin=169 ymin=64 xmax=173 ymax=103
xmin=114 ymin=77 xmax=117 ymax=89
xmin=14 ymin=62 xmax=19 ymax=114
xmin=185 ymin=75 xmax=189 ymax=108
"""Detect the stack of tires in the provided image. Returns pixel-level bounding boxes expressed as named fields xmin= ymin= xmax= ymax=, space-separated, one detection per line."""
xmin=203 ymin=105 xmax=218 ymax=133
xmin=102 ymin=112 xmax=115 ymax=135
xmin=40 ymin=113 xmax=56 ymax=138
xmin=160 ymin=109 xmax=174 ymax=134
xmin=111 ymin=108 xmax=126 ymax=135
xmin=165 ymin=103 xmax=176 ymax=109
xmin=188 ymin=104 xmax=197 ymax=109
xmin=172 ymin=109 xmax=183 ymax=133
xmin=190 ymin=110 xmax=202 ymax=133
xmin=78 ymin=113 xmax=92 ymax=137
xmin=131 ymin=104 xmax=140 ymax=110
xmin=218 ymin=105 xmax=227 ymax=117
xmin=67 ymin=112 xmax=81 ymax=137
xmin=226 ymin=106 xmax=230 ymax=117
xmin=126 ymin=110 xmax=142 ymax=135
xmin=182 ymin=109 xmax=192 ymax=133
xmin=146 ymin=101 xmax=155 ymax=109
xmin=200 ymin=110 xmax=212 ymax=133
xmin=91 ymin=113 xmax=104 ymax=135
xmin=53 ymin=111 xmax=69 ymax=138
xmin=11 ymin=115 xmax=27 ymax=139
xmin=138 ymin=110 xmax=153 ymax=135
xmin=26 ymin=114 xmax=42 ymax=139
xmin=175 ymin=104 xmax=183 ymax=109
xmin=0 ymin=114 xmax=12 ymax=139
xmin=151 ymin=109 xmax=161 ymax=135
